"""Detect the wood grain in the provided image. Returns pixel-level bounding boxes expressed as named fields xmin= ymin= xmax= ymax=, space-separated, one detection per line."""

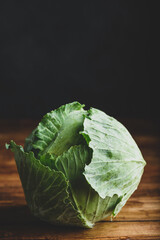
xmin=0 ymin=119 xmax=160 ymax=240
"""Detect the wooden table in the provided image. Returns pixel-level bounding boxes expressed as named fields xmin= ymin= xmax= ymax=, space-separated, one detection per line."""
xmin=0 ymin=119 xmax=160 ymax=240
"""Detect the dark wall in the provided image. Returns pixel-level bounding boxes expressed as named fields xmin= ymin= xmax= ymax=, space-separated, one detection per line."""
xmin=0 ymin=1 xmax=158 ymax=119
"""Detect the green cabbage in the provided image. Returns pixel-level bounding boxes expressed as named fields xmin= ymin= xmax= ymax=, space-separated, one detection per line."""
xmin=7 ymin=102 xmax=146 ymax=228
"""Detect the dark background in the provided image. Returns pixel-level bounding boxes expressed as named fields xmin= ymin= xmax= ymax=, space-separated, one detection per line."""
xmin=0 ymin=1 xmax=158 ymax=119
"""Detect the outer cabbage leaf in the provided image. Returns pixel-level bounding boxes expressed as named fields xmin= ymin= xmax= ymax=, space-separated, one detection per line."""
xmin=56 ymin=145 xmax=121 ymax=225
xmin=81 ymin=108 xmax=146 ymax=214
xmin=8 ymin=141 xmax=91 ymax=228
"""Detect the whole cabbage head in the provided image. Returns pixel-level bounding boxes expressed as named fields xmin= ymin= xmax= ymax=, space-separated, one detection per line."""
xmin=7 ymin=102 xmax=146 ymax=228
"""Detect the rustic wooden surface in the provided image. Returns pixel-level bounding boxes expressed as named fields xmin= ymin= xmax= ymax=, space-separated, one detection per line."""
xmin=0 ymin=119 xmax=160 ymax=240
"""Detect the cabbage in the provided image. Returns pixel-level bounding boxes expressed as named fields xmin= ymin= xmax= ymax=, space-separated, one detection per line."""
xmin=7 ymin=102 xmax=146 ymax=228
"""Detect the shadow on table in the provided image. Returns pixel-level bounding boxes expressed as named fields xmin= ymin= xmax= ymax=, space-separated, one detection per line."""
xmin=0 ymin=205 xmax=87 ymax=233
xmin=0 ymin=205 xmax=37 ymax=225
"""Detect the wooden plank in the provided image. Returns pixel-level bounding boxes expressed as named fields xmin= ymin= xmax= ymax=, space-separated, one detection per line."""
xmin=0 ymin=222 xmax=160 ymax=240
xmin=0 ymin=196 xmax=160 ymax=225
